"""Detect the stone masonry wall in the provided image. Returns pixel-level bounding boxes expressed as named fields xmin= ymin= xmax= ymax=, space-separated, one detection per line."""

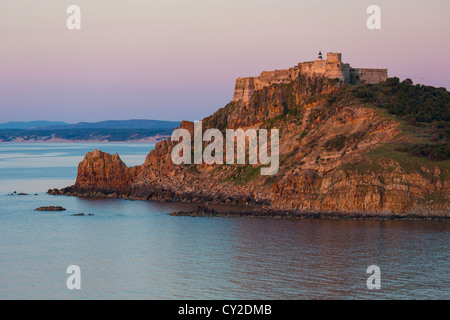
xmin=232 ymin=52 xmax=388 ymax=102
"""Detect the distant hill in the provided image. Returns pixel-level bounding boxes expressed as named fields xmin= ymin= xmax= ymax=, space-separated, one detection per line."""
xmin=0 ymin=119 xmax=181 ymax=142
xmin=0 ymin=121 xmax=68 ymax=129
xmin=0 ymin=119 xmax=180 ymax=130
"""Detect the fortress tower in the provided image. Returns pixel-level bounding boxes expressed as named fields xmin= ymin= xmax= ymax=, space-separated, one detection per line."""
xmin=232 ymin=52 xmax=388 ymax=102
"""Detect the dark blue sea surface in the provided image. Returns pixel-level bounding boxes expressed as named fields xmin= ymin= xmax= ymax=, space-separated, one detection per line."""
xmin=0 ymin=143 xmax=448 ymax=299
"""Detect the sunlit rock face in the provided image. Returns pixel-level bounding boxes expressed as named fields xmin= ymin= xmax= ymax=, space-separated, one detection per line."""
xmin=57 ymin=65 xmax=448 ymax=216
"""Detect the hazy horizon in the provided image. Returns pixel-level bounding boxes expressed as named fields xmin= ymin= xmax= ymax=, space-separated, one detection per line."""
xmin=1 ymin=0 xmax=449 ymax=123
xmin=0 ymin=119 xmax=182 ymax=125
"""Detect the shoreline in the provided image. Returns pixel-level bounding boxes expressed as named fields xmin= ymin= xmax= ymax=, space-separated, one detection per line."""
xmin=168 ymin=206 xmax=450 ymax=221
xmin=48 ymin=189 xmax=450 ymax=221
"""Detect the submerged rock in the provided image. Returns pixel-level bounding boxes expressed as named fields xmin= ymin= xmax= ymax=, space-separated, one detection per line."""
xmin=168 ymin=208 xmax=450 ymax=221
xmin=35 ymin=206 xmax=66 ymax=211
xmin=169 ymin=205 xmax=219 ymax=217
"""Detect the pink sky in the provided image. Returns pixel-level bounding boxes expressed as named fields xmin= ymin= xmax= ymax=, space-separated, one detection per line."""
xmin=0 ymin=0 xmax=449 ymax=122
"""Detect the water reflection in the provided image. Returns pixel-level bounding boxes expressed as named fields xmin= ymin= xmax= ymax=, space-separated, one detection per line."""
xmin=0 ymin=143 xmax=448 ymax=299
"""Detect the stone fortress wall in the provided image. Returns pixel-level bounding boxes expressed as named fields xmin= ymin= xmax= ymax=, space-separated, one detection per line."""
xmin=232 ymin=52 xmax=388 ymax=102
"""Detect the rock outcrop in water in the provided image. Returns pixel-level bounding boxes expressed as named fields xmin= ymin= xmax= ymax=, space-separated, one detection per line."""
xmin=35 ymin=206 xmax=66 ymax=211
xmin=74 ymin=149 xmax=141 ymax=193
xmin=50 ymin=70 xmax=450 ymax=217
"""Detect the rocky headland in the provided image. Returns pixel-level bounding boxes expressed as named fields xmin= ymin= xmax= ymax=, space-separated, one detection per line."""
xmin=49 ymin=70 xmax=450 ymax=218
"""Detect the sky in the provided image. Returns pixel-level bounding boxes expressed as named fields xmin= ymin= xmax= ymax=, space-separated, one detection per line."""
xmin=0 ymin=0 xmax=449 ymax=123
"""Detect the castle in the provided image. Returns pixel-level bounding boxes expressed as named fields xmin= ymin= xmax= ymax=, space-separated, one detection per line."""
xmin=232 ymin=52 xmax=388 ymax=102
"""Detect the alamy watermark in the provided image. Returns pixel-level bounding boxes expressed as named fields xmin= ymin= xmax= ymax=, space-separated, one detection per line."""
xmin=367 ymin=5 xmax=381 ymax=30
xmin=66 ymin=5 xmax=81 ymax=30
xmin=66 ymin=265 xmax=81 ymax=290
xmin=171 ymin=121 xmax=279 ymax=175
xmin=366 ymin=265 xmax=381 ymax=290
xmin=66 ymin=5 xmax=381 ymax=31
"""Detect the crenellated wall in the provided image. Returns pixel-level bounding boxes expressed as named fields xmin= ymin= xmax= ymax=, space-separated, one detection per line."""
xmin=232 ymin=52 xmax=388 ymax=102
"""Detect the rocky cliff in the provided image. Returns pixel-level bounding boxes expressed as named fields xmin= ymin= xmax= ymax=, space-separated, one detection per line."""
xmin=66 ymin=149 xmax=141 ymax=194
xmin=51 ymin=73 xmax=450 ymax=216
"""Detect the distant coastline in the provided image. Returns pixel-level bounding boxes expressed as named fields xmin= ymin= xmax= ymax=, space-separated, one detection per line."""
xmin=0 ymin=119 xmax=180 ymax=143
xmin=0 ymin=135 xmax=170 ymax=144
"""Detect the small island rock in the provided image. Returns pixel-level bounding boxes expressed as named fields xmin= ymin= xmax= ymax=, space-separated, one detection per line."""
xmin=35 ymin=206 xmax=66 ymax=211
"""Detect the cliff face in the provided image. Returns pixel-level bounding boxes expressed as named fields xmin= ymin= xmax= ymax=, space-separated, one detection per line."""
xmin=54 ymin=74 xmax=450 ymax=215
xmin=272 ymin=167 xmax=449 ymax=214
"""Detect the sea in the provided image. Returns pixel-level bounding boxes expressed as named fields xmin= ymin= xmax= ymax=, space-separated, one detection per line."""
xmin=0 ymin=143 xmax=448 ymax=299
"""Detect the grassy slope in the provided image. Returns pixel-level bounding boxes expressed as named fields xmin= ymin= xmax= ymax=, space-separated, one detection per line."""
xmin=236 ymin=77 xmax=447 ymax=183
xmin=340 ymin=78 xmax=450 ymax=181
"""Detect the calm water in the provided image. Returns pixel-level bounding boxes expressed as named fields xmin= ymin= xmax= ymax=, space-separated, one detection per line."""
xmin=0 ymin=143 xmax=448 ymax=300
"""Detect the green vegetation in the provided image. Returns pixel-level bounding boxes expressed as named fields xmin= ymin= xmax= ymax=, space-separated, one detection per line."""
xmin=324 ymin=134 xmax=346 ymax=151
xmin=343 ymin=78 xmax=450 ymax=161
xmin=395 ymin=143 xmax=450 ymax=162
xmin=204 ymin=102 xmax=233 ymax=132
xmin=186 ymin=165 xmax=200 ymax=174
xmin=338 ymin=159 xmax=387 ymax=175
xmin=323 ymin=79 xmax=450 ymax=177
xmin=262 ymin=114 xmax=285 ymax=130
xmin=364 ymin=143 xmax=450 ymax=180
xmin=323 ymin=131 xmax=367 ymax=152
xmin=224 ymin=164 xmax=261 ymax=185
xmin=352 ymin=77 xmax=449 ymax=125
